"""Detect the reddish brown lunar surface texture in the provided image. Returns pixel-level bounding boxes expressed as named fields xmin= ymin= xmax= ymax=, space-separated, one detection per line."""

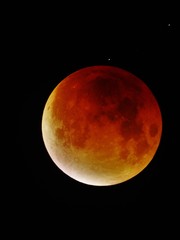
xmin=42 ymin=66 xmax=162 ymax=186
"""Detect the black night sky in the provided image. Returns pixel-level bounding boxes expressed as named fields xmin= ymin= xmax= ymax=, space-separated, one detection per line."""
xmin=8 ymin=8 xmax=178 ymax=233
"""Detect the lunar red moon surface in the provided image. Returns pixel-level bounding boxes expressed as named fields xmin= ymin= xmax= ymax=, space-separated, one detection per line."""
xmin=42 ymin=66 xmax=162 ymax=186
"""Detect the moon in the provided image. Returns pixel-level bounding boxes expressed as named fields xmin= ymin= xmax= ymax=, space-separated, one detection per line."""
xmin=42 ymin=66 xmax=162 ymax=186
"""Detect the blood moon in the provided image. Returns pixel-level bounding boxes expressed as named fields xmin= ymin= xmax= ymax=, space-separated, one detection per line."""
xmin=42 ymin=66 xmax=162 ymax=186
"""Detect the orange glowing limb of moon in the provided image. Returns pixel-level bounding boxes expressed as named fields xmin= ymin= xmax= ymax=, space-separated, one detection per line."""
xmin=42 ymin=66 xmax=162 ymax=186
